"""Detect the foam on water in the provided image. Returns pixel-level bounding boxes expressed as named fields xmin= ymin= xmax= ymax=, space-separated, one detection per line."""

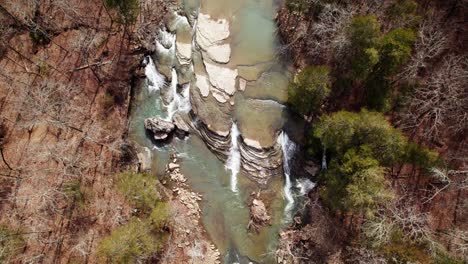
xmin=144 ymin=56 xmax=165 ymax=92
xmin=167 ymin=68 xmax=179 ymax=120
xmin=225 ymin=122 xmax=241 ymax=193
xmin=278 ymin=131 xmax=296 ymax=215
xmin=296 ymin=178 xmax=316 ymax=195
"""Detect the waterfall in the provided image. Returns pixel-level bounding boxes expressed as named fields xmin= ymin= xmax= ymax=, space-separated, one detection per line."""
xmin=144 ymin=56 xmax=165 ymax=92
xmin=166 ymin=70 xmax=191 ymax=121
xmin=166 ymin=68 xmax=179 ymax=120
xmin=279 ymin=131 xmax=296 ymax=213
xmin=225 ymin=122 xmax=241 ymax=193
xmin=296 ymin=178 xmax=316 ymax=195
xmin=321 ymin=146 xmax=327 ymax=170
xmin=172 ymin=12 xmax=190 ymax=30
xmin=156 ymin=29 xmax=176 ymax=57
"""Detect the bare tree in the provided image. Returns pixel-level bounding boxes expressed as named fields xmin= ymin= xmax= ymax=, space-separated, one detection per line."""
xmin=17 ymin=77 xmax=86 ymax=131
xmin=399 ymin=55 xmax=468 ymax=140
xmin=362 ymin=210 xmax=395 ymax=247
xmin=306 ymin=2 xmax=356 ymax=61
xmin=423 ymin=167 xmax=468 ymax=204
xmin=399 ymin=18 xmax=448 ymax=80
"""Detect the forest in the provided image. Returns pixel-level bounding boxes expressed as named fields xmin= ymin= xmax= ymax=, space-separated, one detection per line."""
xmin=0 ymin=0 xmax=466 ymax=263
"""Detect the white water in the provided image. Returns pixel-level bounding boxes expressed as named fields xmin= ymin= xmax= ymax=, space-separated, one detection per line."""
xmin=296 ymin=178 xmax=316 ymax=195
xmin=225 ymin=122 xmax=241 ymax=193
xmin=321 ymin=146 xmax=327 ymax=170
xmin=156 ymin=29 xmax=176 ymax=56
xmin=279 ymin=131 xmax=296 ymax=214
xmin=167 ymin=68 xmax=179 ymax=120
xmin=144 ymin=56 xmax=165 ymax=92
xmin=166 ymin=69 xmax=191 ymax=121
xmin=172 ymin=12 xmax=190 ymax=30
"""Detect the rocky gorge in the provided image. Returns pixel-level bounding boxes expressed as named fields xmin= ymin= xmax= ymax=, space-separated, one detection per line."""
xmin=132 ymin=0 xmax=315 ymax=262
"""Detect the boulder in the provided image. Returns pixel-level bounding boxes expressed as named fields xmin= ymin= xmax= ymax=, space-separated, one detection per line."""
xmin=250 ymin=199 xmax=270 ymax=224
xmin=144 ymin=117 xmax=175 ymax=140
xmin=176 ymin=42 xmax=192 ymax=65
xmin=248 ymin=198 xmax=271 ymax=232
xmin=196 ymin=13 xmax=232 ymax=64
xmin=204 ymin=62 xmax=238 ymax=96
xmin=168 ymin=162 xmax=180 ymax=171
xmin=196 ymin=13 xmax=230 ymax=47
xmin=195 ymin=74 xmax=210 ymax=97
xmin=206 ymin=44 xmax=231 ymax=64
xmin=172 ymin=113 xmax=190 ymax=135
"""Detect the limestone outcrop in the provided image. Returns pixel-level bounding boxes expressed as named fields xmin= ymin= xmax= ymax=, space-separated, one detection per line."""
xmin=248 ymin=198 xmax=271 ymax=233
xmin=196 ymin=13 xmax=231 ymax=63
xmin=144 ymin=117 xmax=175 ymax=140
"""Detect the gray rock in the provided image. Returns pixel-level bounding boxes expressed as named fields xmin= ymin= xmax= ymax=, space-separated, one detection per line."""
xmin=250 ymin=199 xmax=271 ymax=224
xmin=168 ymin=162 xmax=180 ymax=171
xmin=144 ymin=117 xmax=175 ymax=140
xmin=172 ymin=113 xmax=190 ymax=133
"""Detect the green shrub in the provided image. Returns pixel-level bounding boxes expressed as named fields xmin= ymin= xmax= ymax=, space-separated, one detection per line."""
xmin=314 ymin=110 xmax=407 ymax=166
xmin=386 ymin=0 xmax=421 ymax=29
xmin=116 ymin=172 xmax=160 ymax=214
xmin=0 ymin=225 xmax=25 ymax=263
xmin=402 ymin=142 xmax=439 ymax=170
xmin=97 ymin=218 xmax=167 ymax=263
xmin=436 ymin=255 xmax=465 ymax=264
xmin=315 ymin=110 xmax=407 ymax=215
xmin=379 ymin=28 xmax=416 ymax=76
xmin=288 ymin=65 xmax=331 ymax=116
xmin=148 ymin=202 xmax=169 ymax=230
xmin=320 ymin=146 xmax=392 ymax=216
xmin=105 ymin=0 xmax=139 ymax=25
xmin=285 ymin=0 xmax=311 ymax=14
xmin=364 ymin=28 xmax=416 ymax=111
xmin=346 ymin=15 xmax=382 ymax=81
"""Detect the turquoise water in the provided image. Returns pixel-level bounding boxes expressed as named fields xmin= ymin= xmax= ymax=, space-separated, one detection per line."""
xmin=128 ymin=1 xmax=305 ymax=263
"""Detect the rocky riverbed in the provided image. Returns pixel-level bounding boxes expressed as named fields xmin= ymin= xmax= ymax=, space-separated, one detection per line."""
xmin=160 ymin=153 xmax=221 ymax=264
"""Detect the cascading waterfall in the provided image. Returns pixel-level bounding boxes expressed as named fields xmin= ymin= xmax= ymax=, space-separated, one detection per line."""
xmin=279 ymin=131 xmax=296 ymax=214
xmin=156 ymin=29 xmax=176 ymax=56
xmin=225 ymin=122 xmax=241 ymax=193
xmin=321 ymin=145 xmax=327 ymax=170
xmin=296 ymin=178 xmax=316 ymax=195
xmin=144 ymin=56 xmax=165 ymax=92
xmin=172 ymin=12 xmax=190 ymax=30
xmin=166 ymin=68 xmax=179 ymax=120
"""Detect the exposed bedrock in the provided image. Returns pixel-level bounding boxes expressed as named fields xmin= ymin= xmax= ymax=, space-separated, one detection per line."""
xmin=196 ymin=13 xmax=231 ymax=64
xmin=144 ymin=117 xmax=175 ymax=140
xmin=189 ymin=85 xmax=283 ymax=185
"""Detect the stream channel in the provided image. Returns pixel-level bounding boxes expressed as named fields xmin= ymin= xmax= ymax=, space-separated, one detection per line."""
xmin=129 ymin=0 xmax=315 ymax=263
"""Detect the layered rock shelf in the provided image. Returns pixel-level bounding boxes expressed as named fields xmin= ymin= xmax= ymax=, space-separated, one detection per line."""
xmin=148 ymin=9 xmax=288 ymax=185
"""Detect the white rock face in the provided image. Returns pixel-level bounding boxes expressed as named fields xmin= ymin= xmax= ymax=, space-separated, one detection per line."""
xmin=195 ymin=74 xmax=210 ymax=97
xmin=176 ymin=42 xmax=192 ymax=65
xmin=212 ymin=89 xmax=228 ymax=103
xmin=244 ymin=138 xmax=263 ymax=150
xmin=239 ymin=78 xmax=247 ymax=91
xmin=196 ymin=13 xmax=230 ymax=45
xmin=206 ymin=44 xmax=231 ymax=64
xmin=196 ymin=13 xmax=231 ymax=64
xmin=204 ymin=62 xmax=238 ymax=96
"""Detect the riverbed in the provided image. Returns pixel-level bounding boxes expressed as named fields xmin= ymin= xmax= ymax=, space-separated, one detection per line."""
xmin=128 ymin=0 xmax=313 ymax=263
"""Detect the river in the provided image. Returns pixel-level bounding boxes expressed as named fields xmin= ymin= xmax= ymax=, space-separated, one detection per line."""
xmin=128 ymin=0 xmax=314 ymax=263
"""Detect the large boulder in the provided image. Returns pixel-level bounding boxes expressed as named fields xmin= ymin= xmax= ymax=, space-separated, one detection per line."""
xmin=250 ymin=199 xmax=271 ymax=224
xmin=144 ymin=117 xmax=175 ymax=140
xmin=248 ymin=198 xmax=271 ymax=233
xmin=172 ymin=113 xmax=190 ymax=137
xmin=196 ymin=13 xmax=232 ymax=64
